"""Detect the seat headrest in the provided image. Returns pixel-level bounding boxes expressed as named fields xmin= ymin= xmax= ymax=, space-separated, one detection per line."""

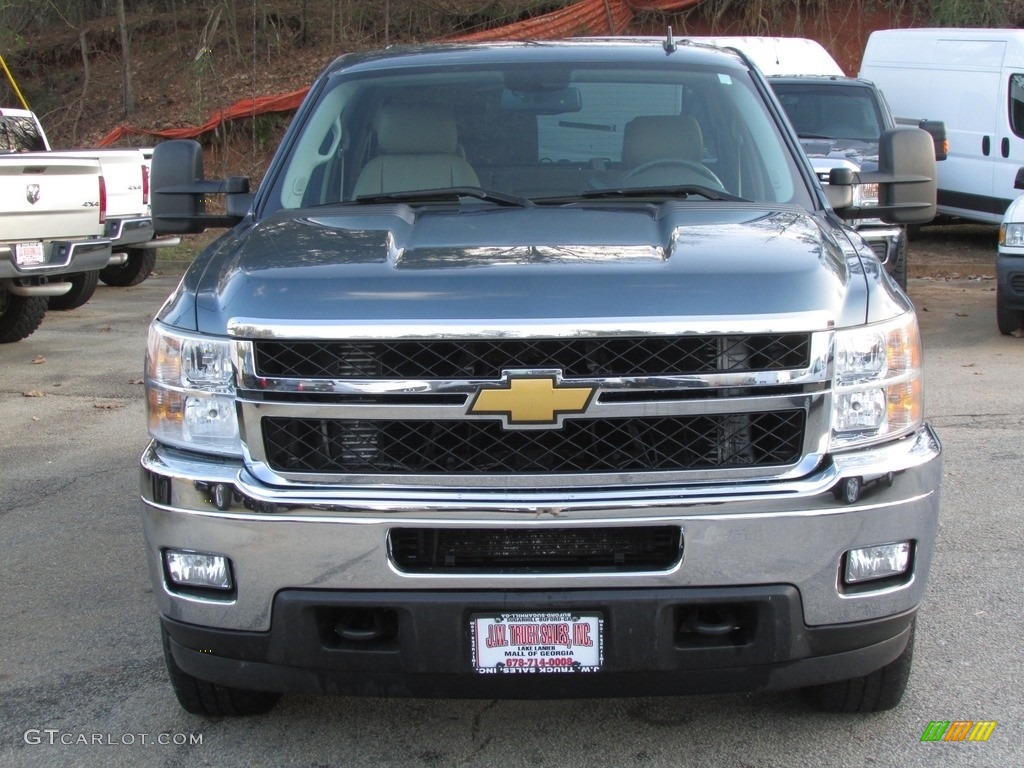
xmin=377 ymin=104 xmax=459 ymax=154
xmin=622 ymin=115 xmax=703 ymax=166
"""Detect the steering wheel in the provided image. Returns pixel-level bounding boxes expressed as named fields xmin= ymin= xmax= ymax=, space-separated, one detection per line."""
xmin=620 ymin=159 xmax=725 ymax=190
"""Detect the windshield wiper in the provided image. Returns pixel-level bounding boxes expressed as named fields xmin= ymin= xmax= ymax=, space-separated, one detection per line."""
xmin=536 ymin=185 xmax=749 ymax=203
xmin=355 ymin=186 xmax=535 ymax=207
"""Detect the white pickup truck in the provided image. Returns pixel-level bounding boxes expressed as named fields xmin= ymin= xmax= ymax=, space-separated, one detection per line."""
xmin=0 ymin=152 xmax=111 ymax=341
xmin=0 ymin=108 xmax=179 ymax=310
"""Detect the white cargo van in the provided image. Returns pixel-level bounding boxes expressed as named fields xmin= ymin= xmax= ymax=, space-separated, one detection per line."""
xmin=685 ymin=36 xmax=844 ymax=76
xmin=860 ymin=28 xmax=1024 ymax=225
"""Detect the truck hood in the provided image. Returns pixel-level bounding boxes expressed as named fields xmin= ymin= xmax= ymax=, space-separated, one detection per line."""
xmin=168 ymin=204 xmax=868 ymax=336
xmin=798 ymin=138 xmax=879 ymax=173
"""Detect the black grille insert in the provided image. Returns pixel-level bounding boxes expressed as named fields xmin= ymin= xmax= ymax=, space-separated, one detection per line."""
xmin=390 ymin=526 xmax=682 ymax=573
xmin=254 ymin=334 xmax=811 ymax=379
xmin=262 ymin=411 xmax=805 ymax=474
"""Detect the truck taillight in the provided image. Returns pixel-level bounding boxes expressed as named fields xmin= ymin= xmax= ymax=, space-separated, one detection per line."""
xmin=99 ymin=175 xmax=107 ymax=225
xmin=142 ymin=163 xmax=150 ymax=206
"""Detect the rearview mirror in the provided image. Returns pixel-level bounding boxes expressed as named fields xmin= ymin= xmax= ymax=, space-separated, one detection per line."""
xmin=500 ymin=87 xmax=582 ymax=114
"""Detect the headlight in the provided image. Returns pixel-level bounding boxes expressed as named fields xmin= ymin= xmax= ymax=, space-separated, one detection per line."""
xmin=831 ymin=313 xmax=922 ymax=450
xmin=853 ymin=182 xmax=879 ymax=207
xmin=1000 ymin=222 xmax=1024 ymax=247
xmin=146 ymin=323 xmax=241 ymax=456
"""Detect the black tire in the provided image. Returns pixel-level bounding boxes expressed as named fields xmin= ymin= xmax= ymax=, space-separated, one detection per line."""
xmin=801 ymin=620 xmax=915 ymax=713
xmin=996 ymin=288 xmax=1024 ymax=336
xmin=99 ymin=249 xmax=157 ymax=287
xmin=161 ymin=625 xmax=280 ymax=716
xmin=891 ymin=233 xmax=908 ymax=292
xmin=47 ymin=270 xmax=100 ymax=311
xmin=0 ymin=288 xmax=48 ymax=343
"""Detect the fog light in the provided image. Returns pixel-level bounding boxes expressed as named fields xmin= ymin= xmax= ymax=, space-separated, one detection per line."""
xmin=844 ymin=542 xmax=911 ymax=584
xmin=164 ymin=550 xmax=233 ymax=591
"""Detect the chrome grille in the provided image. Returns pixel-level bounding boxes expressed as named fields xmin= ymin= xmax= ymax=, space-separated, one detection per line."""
xmin=254 ymin=334 xmax=811 ymax=379
xmin=262 ymin=411 xmax=805 ymax=474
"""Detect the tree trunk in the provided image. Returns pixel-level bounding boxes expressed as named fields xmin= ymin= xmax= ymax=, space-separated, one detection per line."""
xmin=73 ymin=30 xmax=91 ymax=144
xmin=115 ymin=0 xmax=134 ymax=115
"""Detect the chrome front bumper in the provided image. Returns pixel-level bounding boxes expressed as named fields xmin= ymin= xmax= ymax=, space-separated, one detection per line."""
xmin=140 ymin=424 xmax=942 ymax=633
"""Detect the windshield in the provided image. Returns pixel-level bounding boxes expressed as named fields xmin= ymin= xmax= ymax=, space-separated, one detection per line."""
xmin=265 ymin=58 xmax=813 ymax=213
xmin=771 ymin=83 xmax=884 ymax=143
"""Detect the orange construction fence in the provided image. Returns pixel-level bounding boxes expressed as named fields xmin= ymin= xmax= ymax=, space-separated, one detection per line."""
xmin=96 ymin=0 xmax=704 ymax=148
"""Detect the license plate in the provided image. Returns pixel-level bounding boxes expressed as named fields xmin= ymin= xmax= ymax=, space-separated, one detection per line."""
xmin=14 ymin=242 xmax=45 ymax=266
xmin=470 ymin=612 xmax=603 ymax=674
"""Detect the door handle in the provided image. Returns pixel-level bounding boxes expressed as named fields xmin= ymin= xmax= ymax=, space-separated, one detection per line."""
xmin=1003 ymin=137 xmax=1010 ymax=158
xmin=982 ymin=135 xmax=990 ymax=156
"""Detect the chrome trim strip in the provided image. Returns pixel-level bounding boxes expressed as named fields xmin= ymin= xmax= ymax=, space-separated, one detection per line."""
xmin=141 ymin=424 xmax=939 ymax=513
xmin=228 ymin=312 xmax=836 ymax=340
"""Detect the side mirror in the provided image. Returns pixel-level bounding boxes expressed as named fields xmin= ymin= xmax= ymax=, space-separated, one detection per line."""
xmin=919 ymin=120 xmax=948 ymax=161
xmin=875 ymin=127 xmax=937 ymax=224
xmin=150 ymin=140 xmax=251 ymax=234
xmin=1015 ymin=167 xmax=1024 ymax=191
xmin=833 ymin=127 xmax=936 ymax=225
xmin=824 ymin=167 xmax=854 ymax=210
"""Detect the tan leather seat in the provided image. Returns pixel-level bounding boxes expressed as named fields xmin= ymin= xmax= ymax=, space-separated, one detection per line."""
xmin=621 ymin=115 xmax=704 ymax=168
xmin=353 ymin=104 xmax=479 ymax=196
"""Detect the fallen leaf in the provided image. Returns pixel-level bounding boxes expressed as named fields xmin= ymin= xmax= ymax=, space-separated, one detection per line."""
xmin=1013 ymin=328 xmax=1024 ymax=338
xmin=99 ymin=326 xmax=112 ymax=332
xmin=23 ymin=390 xmax=45 ymax=398
xmin=94 ymin=402 xmax=126 ymax=410
xmin=962 ymin=363 xmax=976 ymax=368
xmin=32 ymin=355 xmax=46 ymax=364
xmin=954 ymin=312 xmax=968 ymax=317
xmin=129 ymin=378 xmax=144 ymax=385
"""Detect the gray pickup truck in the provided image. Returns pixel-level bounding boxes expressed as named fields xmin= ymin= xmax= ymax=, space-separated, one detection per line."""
xmin=141 ymin=35 xmax=942 ymax=716
xmin=769 ymin=75 xmax=946 ymax=290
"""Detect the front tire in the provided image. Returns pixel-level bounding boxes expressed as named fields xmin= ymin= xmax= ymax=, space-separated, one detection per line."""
xmin=0 ymin=288 xmax=48 ymax=343
xmin=48 ymin=270 xmax=99 ymax=311
xmin=161 ymin=625 xmax=280 ymax=716
xmin=99 ymin=249 xmax=156 ymax=287
xmin=801 ymin=619 xmax=915 ymax=713
xmin=996 ymin=287 xmax=1024 ymax=335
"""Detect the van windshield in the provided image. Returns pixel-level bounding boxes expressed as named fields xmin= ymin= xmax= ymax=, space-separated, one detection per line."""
xmin=266 ymin=61 xmax=812 ymax=213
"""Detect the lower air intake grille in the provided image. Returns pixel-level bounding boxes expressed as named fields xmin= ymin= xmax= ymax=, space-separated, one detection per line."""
xmin=389 ymin=526 xmax=682 ymax=573
xmin=262 ymin=411 xmax=805 ymax=474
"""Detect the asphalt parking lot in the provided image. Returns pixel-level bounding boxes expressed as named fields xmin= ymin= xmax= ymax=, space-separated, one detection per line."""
xmin=0 ymin=240 xmax=1021 ymax=767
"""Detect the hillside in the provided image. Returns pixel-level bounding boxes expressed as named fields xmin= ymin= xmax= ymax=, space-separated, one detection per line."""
xmin=2 ymin=0 xmax=1020 ymax=183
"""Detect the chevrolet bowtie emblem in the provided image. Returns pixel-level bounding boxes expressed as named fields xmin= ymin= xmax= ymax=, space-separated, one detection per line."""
xmin=469 ymin=373 xmax=595 ymax=429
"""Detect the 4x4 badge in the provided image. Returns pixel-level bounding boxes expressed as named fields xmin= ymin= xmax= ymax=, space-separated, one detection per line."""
xmin=468 ymin=372 xmax=594 ymax=429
